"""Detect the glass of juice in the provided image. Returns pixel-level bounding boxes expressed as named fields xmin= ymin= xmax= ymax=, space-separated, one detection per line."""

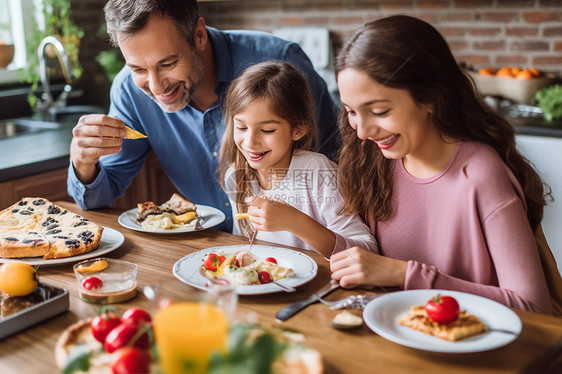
xmin=150 ymin=279 xmax=230 ymax=374
xmin=153 ymin=301 xmax=228 ymax=374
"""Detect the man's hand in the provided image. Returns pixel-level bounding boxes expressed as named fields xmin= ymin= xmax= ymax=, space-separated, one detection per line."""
xmin=70 ymin=114 xmax=127 ymax=184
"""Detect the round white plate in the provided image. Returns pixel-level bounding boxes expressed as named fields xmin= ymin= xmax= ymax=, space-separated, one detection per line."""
xmin=363 ymin=289 xmax=521 ymax=353
xmin=173 ymin=244 xmax=318 ymax=295
xmin=117 ymin=204 xmax=225 ymax=234
xmin=0 ymin=227 xmax=125 ymax=266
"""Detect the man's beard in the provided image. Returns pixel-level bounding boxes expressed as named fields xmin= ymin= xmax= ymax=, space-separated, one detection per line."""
xmin=142 ymin=49 xmax=205 ymax=113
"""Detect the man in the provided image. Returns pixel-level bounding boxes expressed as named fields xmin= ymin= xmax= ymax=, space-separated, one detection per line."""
xmin=67 ymin=0 xmax=338 ymax=232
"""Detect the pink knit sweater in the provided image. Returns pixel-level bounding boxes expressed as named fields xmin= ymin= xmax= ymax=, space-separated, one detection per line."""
xmin=371 ymin=141 xmax=551 ymax=314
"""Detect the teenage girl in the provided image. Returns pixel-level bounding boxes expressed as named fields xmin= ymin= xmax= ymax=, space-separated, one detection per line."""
xmin=330 ymin=15 xmax=552 ymax=314
xmin=219 ymin=61 xmax=377 ymax=259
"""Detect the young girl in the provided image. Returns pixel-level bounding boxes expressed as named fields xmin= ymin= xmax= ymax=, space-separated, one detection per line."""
xmin=331 ymin=15 xmax=553 ymax=314
xmin=219 ymin=61 xmax=377 ymax=260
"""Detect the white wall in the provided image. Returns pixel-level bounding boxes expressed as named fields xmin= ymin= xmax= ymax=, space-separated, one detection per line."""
xmin=516 ymin=135 xmax=562 ymax=275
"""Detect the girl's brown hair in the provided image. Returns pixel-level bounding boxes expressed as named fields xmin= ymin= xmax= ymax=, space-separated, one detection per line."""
xmin=219 ymin=61 xmax=319 ymax=231
xmin=335 ymin=15 xmax=549 ymax=230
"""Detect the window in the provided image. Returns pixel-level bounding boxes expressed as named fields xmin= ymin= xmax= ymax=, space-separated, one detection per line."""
xmin=0 ymin=0 xmax=42 ymax=84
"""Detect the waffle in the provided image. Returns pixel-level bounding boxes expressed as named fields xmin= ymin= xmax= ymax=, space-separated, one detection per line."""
xmin=397 ymin=305 xmax=487 ymax=341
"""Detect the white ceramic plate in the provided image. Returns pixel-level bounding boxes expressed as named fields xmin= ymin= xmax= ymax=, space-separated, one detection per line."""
xmin=363 ymin=289 xmax=521 ymax=353
xmin=117 ymin=204 xmax=225 ymax=234
xmin=0 ymin=227 xmax=125 ymax=266
xmin=173 ymin=244 xmax=318 ymax=295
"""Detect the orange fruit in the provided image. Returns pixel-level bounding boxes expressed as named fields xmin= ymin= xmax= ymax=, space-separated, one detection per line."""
xmin=496 ymin=66 xmax=514 ymax=78
xmin=511 ymin=67 xmax=521 ymax=76
xmin=529 ymin=67 xmax=540 ymax=77
xmin=516 ymin=69 xmax=533 ymax=80
xmin=478 ymin=67 xmax=496 ymax=76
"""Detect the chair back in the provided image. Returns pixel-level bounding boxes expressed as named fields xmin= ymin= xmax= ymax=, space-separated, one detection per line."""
xmin=535 ymin=225 xmax=562 ymax=317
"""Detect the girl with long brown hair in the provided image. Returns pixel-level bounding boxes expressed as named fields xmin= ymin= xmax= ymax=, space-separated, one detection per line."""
xmin=220 ymin=61 xmax=376 ymax=259
xmin=331 ymin=15 xmax=552 ymax=314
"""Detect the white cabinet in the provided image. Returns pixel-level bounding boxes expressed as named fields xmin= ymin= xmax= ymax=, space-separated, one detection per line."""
xmin=516 ymin=134 xmax=562 ymax=275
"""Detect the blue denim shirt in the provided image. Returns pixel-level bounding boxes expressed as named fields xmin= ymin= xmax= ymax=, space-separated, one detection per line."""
xmin=67 ymin=27 xmax=339 ymax=232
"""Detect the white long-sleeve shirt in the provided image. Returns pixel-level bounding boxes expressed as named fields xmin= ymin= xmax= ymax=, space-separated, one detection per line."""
xmin=225 ymin=150 xmax=378 ymax=256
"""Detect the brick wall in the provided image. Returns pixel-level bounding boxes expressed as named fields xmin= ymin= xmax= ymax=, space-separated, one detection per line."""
xmin=197 ymin=0 xmax=562 ymax=74
xmin=70 ymin=0 xmax=562 ymax=92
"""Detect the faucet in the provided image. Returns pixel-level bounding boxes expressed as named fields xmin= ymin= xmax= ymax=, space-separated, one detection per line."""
xmin=36 ymin=36 xmax=73 ymax=120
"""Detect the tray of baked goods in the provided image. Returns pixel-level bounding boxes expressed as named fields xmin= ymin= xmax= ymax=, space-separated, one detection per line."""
xmin=0 ymin=280 xmax=69 ymax=340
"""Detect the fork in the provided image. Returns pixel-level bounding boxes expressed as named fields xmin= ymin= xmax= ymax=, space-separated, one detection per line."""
xmin=272 ymin=280 xmax=296 ymax=293
xmin=195 ymin=215 xmax=205 ymax=231
xmin=318 ymin=294 xmax=379 ymax=309
xmin=239 ymin=218 xmax=257 ymax=245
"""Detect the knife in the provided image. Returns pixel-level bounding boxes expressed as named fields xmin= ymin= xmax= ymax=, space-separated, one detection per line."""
xmin=276 ymin=279 xmax=340 ymax=321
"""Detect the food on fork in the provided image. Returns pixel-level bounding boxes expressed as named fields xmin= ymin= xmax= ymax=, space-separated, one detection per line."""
xmin=123 ymin=125 xmax=147 ymax=139
xmin=0 ymin=197 xmax=103 ymax=259
xmin=235 ymin=213 xmax=250 ymax=220
xmin=397 ymin=294 xmax=487 ymax=341
xmin=136 ymin=193 xmax=198 ymax=230
xmin=201 ymin=250 xmax=294 ymax=286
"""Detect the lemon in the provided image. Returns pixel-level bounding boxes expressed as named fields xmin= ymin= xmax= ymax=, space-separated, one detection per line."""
xmin=0 ymin=262 xmax=39 ymax=296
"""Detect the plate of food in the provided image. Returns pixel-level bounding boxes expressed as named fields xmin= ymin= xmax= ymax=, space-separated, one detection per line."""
xmin=0 ymin=197 xmax=124 ymax=265
xmin=0 ymin=227 xmax=124 ymax=266
xmin=117 ymin=193 xmax=225 ymax=234
xmin=173 ymin=245 xmax=318 ymax=295
xmin=363 ymin=289 xmax=521 ymax=353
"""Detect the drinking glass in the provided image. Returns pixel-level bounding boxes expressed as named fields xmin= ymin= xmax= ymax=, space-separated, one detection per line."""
xmin=148 ymin=280 xmax=235 ymax=374
xmin=153 ymin=301 xmax=228 ymax=374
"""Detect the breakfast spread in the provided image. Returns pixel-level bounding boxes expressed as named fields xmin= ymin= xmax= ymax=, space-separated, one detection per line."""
xmin=397 ymin=294 xmax=487 ymax=341
xmin=136 ymin=193 xmax=198 ymax=230
xmin=55 ymin=307 xmax=323 ymax=374
xmin=201 ymin=250 xmax=294 ymax=286
xmin=0 ymin=198 xmax=103 ymax=259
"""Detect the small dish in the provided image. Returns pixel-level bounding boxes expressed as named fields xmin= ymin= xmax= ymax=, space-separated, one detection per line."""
xmin=331 ymin=310 xmax=364 ymax=330
xmin=73 ymin=258 xmax=138 ymax=304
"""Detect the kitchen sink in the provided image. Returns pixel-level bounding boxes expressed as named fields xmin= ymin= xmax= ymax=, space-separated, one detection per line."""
xmin=0 ymin=105 xmax=106 ymax=138
xmin=46 ymin=105 xmax=106 ymax=123
xmin=0 ymin=118 xmax=61 ymax=138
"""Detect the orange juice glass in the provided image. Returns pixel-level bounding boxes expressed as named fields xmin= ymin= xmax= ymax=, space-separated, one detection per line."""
xmin=154 ymin=302 xmax=228 ymax=374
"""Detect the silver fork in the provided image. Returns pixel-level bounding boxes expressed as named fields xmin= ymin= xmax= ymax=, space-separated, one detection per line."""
xmin=271 ymin=281 xmax=296 ymax=293
xmin=240 ymin=218 xmax=257 ymax=245
xmin=195 ymin=215 xmax=205 ymax=231
xmin=318 ymin=294 xmax=379 ymax=309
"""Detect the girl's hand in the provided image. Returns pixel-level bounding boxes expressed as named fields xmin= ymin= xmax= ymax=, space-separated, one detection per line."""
xmin=247 ymin=195 xmax=299 ymax=232
xmin=330 ymin=247 xmax=408 ymax=288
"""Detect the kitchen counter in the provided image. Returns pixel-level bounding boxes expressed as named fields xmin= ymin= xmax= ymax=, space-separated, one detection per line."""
xmin=0 ymin=115 xmax=561 ymax=184
xmin=0 ymin=123 xmax=74 ymax=182
xmin=509 ymin=117 xmax=562 ymax=138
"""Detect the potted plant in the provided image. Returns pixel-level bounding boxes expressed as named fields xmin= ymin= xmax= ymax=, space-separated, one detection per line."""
xmin=20 ymin=0 xmax=84 ymax=110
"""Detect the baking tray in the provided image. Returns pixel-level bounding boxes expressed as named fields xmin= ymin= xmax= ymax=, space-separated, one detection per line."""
xmin=0 ymin=283 xmax=69 ymax=340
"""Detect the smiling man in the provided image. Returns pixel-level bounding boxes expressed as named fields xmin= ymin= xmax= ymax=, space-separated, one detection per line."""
xmin=67 ymin=0 xmax=338 ymax=232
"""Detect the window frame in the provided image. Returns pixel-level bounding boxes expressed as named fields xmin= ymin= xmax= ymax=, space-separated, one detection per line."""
xmin=0 ymin=0 xmax=43 ymax=84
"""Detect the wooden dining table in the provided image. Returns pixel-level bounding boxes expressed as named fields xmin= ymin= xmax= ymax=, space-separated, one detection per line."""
xmin=1 ymin=201 xmax=561 ymax=373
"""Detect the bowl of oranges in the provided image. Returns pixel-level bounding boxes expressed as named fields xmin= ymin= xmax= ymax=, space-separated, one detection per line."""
xmin=465 ymin=66 xmax=557 ymax=105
